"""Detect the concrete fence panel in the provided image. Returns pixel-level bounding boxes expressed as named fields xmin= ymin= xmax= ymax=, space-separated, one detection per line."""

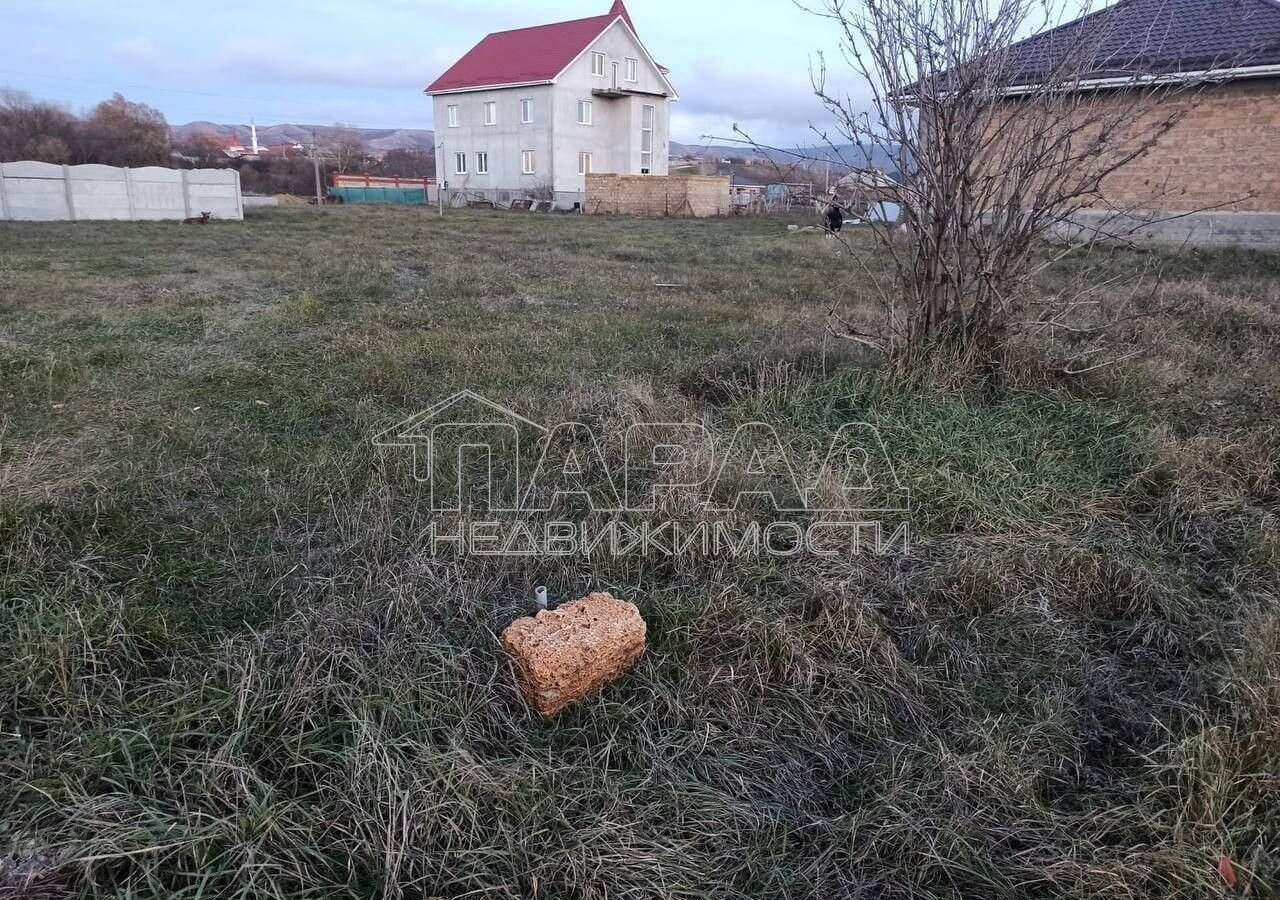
xmin=68 ymin=164 xmax=132 ymax=221
xmin=185 ymin=168 xmax=243 ymax=221
xmin=129 ymin=166 xmax=187 ymax=220
xmin=0 ymin=162 xmax=242 ymax=222
xmin=1 ymin=161 xmax=71 ymax=221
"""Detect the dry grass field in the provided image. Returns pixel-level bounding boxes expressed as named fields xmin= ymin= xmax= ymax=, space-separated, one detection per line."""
xmin=1 ymin=205 xmax=1277 ymax=898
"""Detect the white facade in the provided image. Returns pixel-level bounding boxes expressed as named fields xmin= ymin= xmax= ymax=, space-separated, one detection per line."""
xmin=429 ymin=18 xmax=674 ymax=205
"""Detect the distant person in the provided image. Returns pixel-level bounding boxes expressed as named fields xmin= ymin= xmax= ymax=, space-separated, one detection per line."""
xmin=825 ymin=203 xmax=844 ymax=233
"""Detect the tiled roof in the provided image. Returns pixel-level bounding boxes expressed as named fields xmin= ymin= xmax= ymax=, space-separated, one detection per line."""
xmin=1004 ymin=0 xmax=1280 ymax=83
xmin=426 ymin=1 xmax=636 ymax=93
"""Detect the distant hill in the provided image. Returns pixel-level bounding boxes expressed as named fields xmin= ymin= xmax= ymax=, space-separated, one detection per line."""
xmin=171 ymin=124 xmax=888 ymax=170
xmin=172 ymin=122 xmax=436 ymax=155
xmin=669 ymin=141 xmax=897 ymax=171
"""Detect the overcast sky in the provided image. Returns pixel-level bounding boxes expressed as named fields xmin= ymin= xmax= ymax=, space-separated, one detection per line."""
xmin=1 ymin=0 xmax=861 ymax=146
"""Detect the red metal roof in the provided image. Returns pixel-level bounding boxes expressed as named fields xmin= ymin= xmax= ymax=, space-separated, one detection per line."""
xmin=426 ymin=2 xmax=636 ymax=94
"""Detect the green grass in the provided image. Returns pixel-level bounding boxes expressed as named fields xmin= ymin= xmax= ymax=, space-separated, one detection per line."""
xmin=1 ymin=206 xmax=1277 ymax=899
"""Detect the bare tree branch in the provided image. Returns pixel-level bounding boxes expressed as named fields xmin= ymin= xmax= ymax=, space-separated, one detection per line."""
xmin=727 ymin=0 xmax=1257 ymax=375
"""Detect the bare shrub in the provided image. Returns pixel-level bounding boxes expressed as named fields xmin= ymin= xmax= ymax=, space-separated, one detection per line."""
xmin=172 ymin=131 xmax=226 ymax=169
xmin=79 ymin=93 xmax=171 ymax=167
xmin=321 ymin=123 xmax=366 ymax=174
xmin=0 ymin=89 xmax=79 ymax=164
xmin=794 ymin=0 xmax=1249 ymax=373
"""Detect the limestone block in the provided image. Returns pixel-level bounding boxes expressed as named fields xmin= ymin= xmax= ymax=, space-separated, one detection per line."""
xmin=501 ymin=592 xmax=646 ymax=717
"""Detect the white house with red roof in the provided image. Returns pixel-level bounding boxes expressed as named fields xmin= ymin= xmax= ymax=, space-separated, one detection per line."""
xmin=425 ymin=0 xmax=677 ymax=205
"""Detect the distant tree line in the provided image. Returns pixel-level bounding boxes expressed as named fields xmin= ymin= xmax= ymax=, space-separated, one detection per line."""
xmin=0 ymin=89 xmax=171 ymax=167
xmin=0 ymin=89 xmax=435 ymax=196
xmin=234 ymin=147 xmax=436 ymax=197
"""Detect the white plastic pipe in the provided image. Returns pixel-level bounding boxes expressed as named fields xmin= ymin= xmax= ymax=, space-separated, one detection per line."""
xmin=535 ymin=586 xmax=549 ymax=611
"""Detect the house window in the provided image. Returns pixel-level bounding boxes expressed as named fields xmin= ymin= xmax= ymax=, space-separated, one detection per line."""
xmin=454 ymin=152 xmax=467 ymax=175
xmin=483 ymin=101 xmax=496 ymax=125
xmin=625 ymin=57 xmax=638 ymax=82
xmin=640 ymin=104 xmax=654 ymax=174
xmin=521 ymin=150 xmax=536 ymax=174
xmin=591 ymin=51 xmax=606 ymax=77
xmin=577 ymin=100 xmax=592 ymax=125
xmin=447 ymin=105 xmax=459 ymax=128
xmin=476 ymin=151 xmax=488 ymax=174
xmin=578 ymin=152 xmax=592 ymax=175
xmin=521 ymin=98 xmax=533 ymax=123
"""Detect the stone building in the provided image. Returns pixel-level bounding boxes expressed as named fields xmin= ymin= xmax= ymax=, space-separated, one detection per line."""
xmin=1000 ymin=0 xmax=1280 ymax=243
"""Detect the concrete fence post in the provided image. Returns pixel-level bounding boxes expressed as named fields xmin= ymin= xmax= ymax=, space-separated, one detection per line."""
xmin=123 ymin=167 xmax=137 ymax=220
xmin=180 ymin=170 xmax=193 ymax=219
xmin=234 ymin=170 xmax=243 ymax=220
xmin=0 ymin=165 xmax=8 ymax=222
xmin=61 ymin=164 xmax=77 ymax=222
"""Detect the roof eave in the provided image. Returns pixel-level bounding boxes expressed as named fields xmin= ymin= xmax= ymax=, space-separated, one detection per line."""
xmin=896 ymin=61 xmax=1280 ymax=103
xmin=425 ymin=79 xmax=556 ymax=96
xmin=999 ymin=62 xmax=1280 ymax=96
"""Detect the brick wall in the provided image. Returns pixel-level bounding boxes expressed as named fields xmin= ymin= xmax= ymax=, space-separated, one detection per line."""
xmin=993 ymin=78 xmax=1280 ymax=212
xmin=584 ymin=174 xmax=730 ymax=217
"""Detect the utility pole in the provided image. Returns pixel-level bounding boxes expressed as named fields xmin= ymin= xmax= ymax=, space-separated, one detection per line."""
xmin=309 ymin=132 xmax=323 ymax=207
xmin=436 ymin=140 xmax=446 ymax=218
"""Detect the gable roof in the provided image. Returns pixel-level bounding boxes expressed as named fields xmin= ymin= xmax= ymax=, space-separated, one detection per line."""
xmin=425 ymin=1 xmax=660 ymax=94
xmin=1003 ymin=0 xmax=1280 ymax=85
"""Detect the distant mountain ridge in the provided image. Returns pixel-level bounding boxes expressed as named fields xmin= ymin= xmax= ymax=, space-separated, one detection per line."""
xmin=171 ymin=124 xmax=889 ymax=168
xmin=171 ymin=122 xmax=436 ymax=154
xmin=669 ymin=141 xmax=897 ymax=170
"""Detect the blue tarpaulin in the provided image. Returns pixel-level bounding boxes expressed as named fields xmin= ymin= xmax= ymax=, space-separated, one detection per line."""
xmin=328 ymin=186 xmax=427 ymax=205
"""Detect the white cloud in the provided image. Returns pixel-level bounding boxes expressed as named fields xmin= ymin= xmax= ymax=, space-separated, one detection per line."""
xmin=679 ymin=59 xmax=821 ymax=124
xmin=110 ymin=36 xmax=449 ymax=92
xmin=88 ymin=5 xmax=873 ymax=142
xmin=206 ymin=40 xmax=440 ymax=90
xmin=110 ymin=37 xmax=165 ymax=69
xmin=668 ymin=57 xmax=871 ymax=145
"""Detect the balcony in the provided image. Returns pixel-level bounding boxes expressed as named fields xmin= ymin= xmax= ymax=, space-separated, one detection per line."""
xmin=590 ymin=87 xmax=670 ymax=100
